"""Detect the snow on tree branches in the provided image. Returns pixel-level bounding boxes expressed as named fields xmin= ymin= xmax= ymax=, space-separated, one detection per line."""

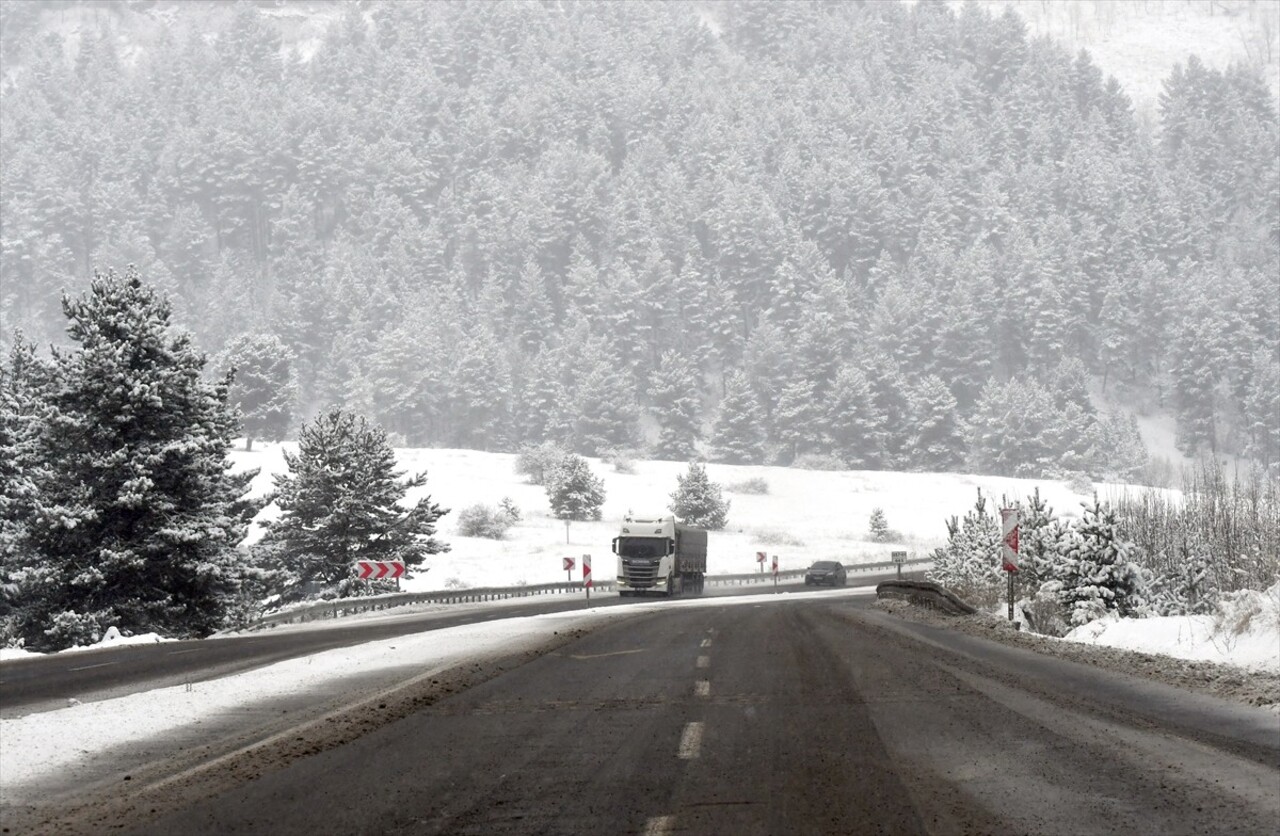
xmin=260 ymin=408 xmax=449 ymax=601
xmin=669 ymin=462 xmax=730 ymax=530
xmin=0 ymin=268 xmax=265 ymax=650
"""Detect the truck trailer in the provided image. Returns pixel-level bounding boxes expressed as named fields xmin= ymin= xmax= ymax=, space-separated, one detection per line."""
xmin=612 ymin=514 xmax=706 ymax=597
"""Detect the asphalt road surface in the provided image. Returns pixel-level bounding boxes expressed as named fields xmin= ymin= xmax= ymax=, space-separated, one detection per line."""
xmin=2 ymin=575 xmax=919 ymax=717
xmin=60 ymin=594 xmax=1275 ymax=836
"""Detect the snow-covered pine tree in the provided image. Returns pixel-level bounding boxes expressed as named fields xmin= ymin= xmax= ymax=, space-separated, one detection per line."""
xmin=710 ymin=370 xmax=767 ymax=465
xmin=824 ymin=365 xmax=877 ymax=468
xmin=218 ymin=333 xmax=297 ymax=451
xmin=928 ymin=489 xmax=1002 ymax=605
xmin=0 ymin=334 xmax=51 ymax=638
xmin=774 ymin=378 xmax=819 ymax=464
xmin=9 ymin=269 xmax=264 ymax=650
xmin=545 ymin=454 xmax=606 ymax=526
xmin=669 ymin=461 xmax=730 ymax=530
xmin=907 ymin=374 xmax=964 ymax=472
xmin=648 ymin=350 xmax=701 ymax=461
xmin=867 ymin=507 xmax=894 ymax=543
xmin=1052 ymin=496 xmax=1148 ymax=626
xmin=570 ymin=342 xmax=638 ymax=456
xmin=262 ymin=408 xmax=449 ymax=601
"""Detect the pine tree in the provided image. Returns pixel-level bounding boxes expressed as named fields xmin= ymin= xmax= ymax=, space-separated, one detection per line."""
xmin=774 ymin=378 xmax=820 ymax=464
xmin=7 ymin=269 xmax=264 ymax=650
xmin=545 ymin=454 xmax=606 ymax=528
xmin=218 ymin=333 xmax=297 ymax=451
xmin=261 ymin=408 xmax=449 ymax=601
xmin=825 ymin=365 xmax=877 ymax=468
xmin=1051 ymin=497 xmax=1147 ymax=626
xmin=907 ymin=374 xmax=964 ymax=471
xmin=868 ymin=507 xmax=893 ymax=543
xmin=669 ymin=461 xmax=730 ymax=530
xmin=0 ymin=334 xmax=51 ymax=634
xmin=710 ymin=371 xmax=766 ymax=465
xmin=648 ymin=350 xmax=701 ymax=461
xmin=928 ymin=489 xmax=1002 ymax=602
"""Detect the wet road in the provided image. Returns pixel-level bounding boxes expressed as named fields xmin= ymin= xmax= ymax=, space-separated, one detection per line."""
xmin=112 ymin=595 xmax=1280 ymax=836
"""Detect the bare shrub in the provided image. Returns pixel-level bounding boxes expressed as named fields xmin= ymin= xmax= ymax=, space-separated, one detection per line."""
xmin=515 ymin=442 xmax=569 ymax=485
xmin=457 ymin=504 xmax=513 ymax=539
xmin=754 ymin=528 xmax=805 ymax=547
xmin=792 ymin=453 xmax=845 ymax=471
xmin=727 ymin=477 xmax=769 ymax=495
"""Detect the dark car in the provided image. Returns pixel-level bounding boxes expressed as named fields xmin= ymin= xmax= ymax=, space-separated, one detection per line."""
xmin=804 ymin=560 xmax=846 ymax=587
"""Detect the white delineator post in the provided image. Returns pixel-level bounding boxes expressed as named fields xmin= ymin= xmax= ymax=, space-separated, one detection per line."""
xmin=1001 ymin=508 xmax=1020 ymax=623
xmin=583 ymin=554 xmax=592 ymax=604
xmin=771 ymin=555 xmax=778 ymax=590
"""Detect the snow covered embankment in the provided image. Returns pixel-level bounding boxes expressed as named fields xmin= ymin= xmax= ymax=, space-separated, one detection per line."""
xmin=1065 ymin=582 xmax=1280 ymax=673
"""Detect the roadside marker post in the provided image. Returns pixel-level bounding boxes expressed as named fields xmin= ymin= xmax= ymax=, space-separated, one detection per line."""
xmin=563 ymin=556 xmax=576 ymax=584
xmin=1001 ymin=508 xmax=1020 ymax=625
xmin=756 ymin=551 xmax=766 ymax=573
xmin=891 ymin=550 xmax=907 ymax=579
xmin=583 ymin=554 xmax=592 ymax=605
xmin=771 ymin=555 xmax=778 ymax=590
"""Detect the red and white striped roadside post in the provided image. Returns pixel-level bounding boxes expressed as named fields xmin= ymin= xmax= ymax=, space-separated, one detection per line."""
xmin=583 ymin=554 xmax=592 ymax=605
xmin=1001 ymin=508 xmax=1020 ymax=624
xmin=771 ymin=555 xmax=779 ymax=590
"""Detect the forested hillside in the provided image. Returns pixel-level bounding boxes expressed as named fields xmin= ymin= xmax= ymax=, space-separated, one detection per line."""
xmin=2 ymin=0 xmax=1277 ymax=480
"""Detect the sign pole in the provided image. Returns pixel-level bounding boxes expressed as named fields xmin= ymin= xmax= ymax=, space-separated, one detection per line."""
xmin=771 ymin=555 xmax=778 ymax=591
xmin=1000 ymin=508 xmax=1021 ymax=624
xmin=583 ymin=554 xmax=592 ymax=606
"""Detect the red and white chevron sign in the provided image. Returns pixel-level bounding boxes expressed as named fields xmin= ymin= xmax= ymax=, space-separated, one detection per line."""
xmin=582 ymin=554 xmax=592 ymax=588
xmin=1000 ymin=508 xmax=1020 ymax=573
xmin=356 ymin=560 xmax=406 ymax=580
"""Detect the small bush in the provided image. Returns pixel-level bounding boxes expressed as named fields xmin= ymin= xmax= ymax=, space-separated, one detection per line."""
xmin=867 ymin=507 xmax=903 ymax=543
xmin=498 ymin=496 xmax=521 ymax=523
xmin=603 ymin=447 xmax=638 ymax=474
xmin=515 ymin=442 xmax=569 ymax=485
xmin=727 ymin=477 xmax=769 ymax=495
xmin=754 ymin=528 xmax=806 ymax=547
xmin=792 ymin=453 xmax=845 ymax=471
xmin=457 ymin=503 xmax=514 ymax=539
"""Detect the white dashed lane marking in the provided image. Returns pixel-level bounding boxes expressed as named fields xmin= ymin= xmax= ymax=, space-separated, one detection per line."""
xmin=643 ymin=814 xmax=676 ymax=836
xmin=695 ymin=680 xmax=711 ymax=698
xmin=696 ymin=655 xmax=710 ymax=668
xmin=700 ymin=638 xmax=711 ymax=647
xmin=678 ymin=721 xmax=704 ymax=759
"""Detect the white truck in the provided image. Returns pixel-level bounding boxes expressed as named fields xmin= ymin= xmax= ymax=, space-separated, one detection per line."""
xmin=612 ymin=514 xmax=707 ymax=597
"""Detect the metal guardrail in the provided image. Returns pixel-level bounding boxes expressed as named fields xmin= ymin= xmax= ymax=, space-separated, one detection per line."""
xmin=245 ymin=557 xmax=935 ymax=630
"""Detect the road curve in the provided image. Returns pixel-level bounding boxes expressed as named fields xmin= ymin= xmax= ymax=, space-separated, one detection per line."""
xmin=0 ymin=573 xmax=917 ymax=717
xmin=101 ymin=595 xmax=1280 ymax=836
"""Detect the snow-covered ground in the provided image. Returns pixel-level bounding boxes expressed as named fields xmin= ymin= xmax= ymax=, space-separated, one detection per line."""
xmin=0 ymin=587 xmax=871 ymax=803
xmin=1064 ymin=582 xmax=1280 ymax=673
xmin=230 ymin=443 xmax=1153 ymax=591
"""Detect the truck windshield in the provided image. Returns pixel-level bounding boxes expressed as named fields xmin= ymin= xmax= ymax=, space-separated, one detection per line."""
xmin=617 ymin=537 xmax=669 ymax=558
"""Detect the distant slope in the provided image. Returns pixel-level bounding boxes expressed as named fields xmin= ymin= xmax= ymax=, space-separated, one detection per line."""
xmin=948 ymin=0 xmax=1280 ymax=113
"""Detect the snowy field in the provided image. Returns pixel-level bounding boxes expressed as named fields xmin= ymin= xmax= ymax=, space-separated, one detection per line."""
xmin=229 ymin=443 xmax=1151 ymax=590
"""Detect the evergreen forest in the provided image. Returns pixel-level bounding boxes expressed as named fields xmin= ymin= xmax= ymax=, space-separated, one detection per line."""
xmin=2 ymin=0 xmax=1277 ymax=479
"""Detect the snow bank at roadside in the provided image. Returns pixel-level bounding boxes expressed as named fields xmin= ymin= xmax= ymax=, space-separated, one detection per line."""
xmin=1065 ymin=583 xmax=1280 ymax=672
xmin=0 ymin=626 xmax=171 ymax=661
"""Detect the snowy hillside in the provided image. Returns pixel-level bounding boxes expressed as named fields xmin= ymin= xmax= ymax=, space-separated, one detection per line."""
xmin=230 ymin=444 xmax=1164 ymax=591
